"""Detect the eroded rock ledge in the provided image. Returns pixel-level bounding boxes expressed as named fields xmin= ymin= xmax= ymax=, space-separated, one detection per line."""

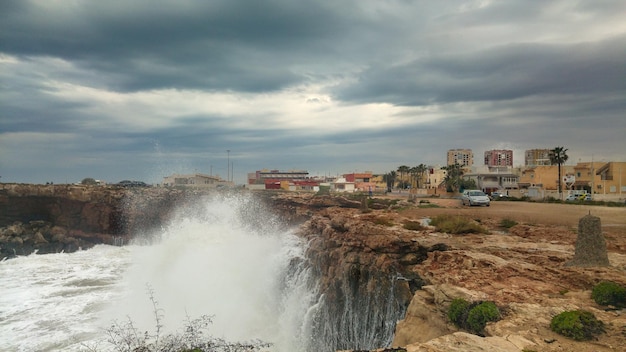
xmin=0 ymin=184 xmax=205 ymax=258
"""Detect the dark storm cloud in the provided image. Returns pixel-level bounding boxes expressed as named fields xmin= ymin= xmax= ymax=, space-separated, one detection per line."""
xmin=333 ymin=35 xmax=626 ymax=105
xmin=1 ymin=0 xmax=625 ymax=184
xmin=0 ymin=0 xmax=356 ymax=92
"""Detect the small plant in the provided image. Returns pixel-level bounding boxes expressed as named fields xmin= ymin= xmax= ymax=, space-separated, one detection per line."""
xmin=448 ymin=298 xmax=471 ymax=328
xmin=316 ymin=185 xmax=330 ymax=195
xmin=97 ymin=285 xmax=271 ymax=352
xmin=403 ymin=220 xmax=424 ymax=231
xmin=466 ymin=301 xmax=501 ymax=335
xmin=418 ymin=203 xmax=441 ymax=209
xmin=448 ymin=298 xmax=501 ymax=335
xmin=499 ymin=218 xmax=518 ymax=229
xmin=550 ymin=310 xmax=604 ymax=341
xmin=591 ymin=281 xmax=626 ymax=308
xmin=372 ymin=217 xmax=394 ymax=227
xmin=430 ymin=214 xmax=488 ymax=235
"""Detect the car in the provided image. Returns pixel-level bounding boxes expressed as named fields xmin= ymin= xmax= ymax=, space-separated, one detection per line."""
xmin=566 ymin=193 xmax=591 ymax=201
xmin=461 ymin=190 xmax=491 ymax=206
xmin=490 ymin=191 xmax=508 ymax=200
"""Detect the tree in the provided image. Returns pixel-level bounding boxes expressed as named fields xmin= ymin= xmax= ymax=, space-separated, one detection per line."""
xmin=416 ymin=164 xmax=428 ymax=189
xmin=549 ymin=146 xmax=569 ymax=198
xmin=81 ymin=177 xmax=97 ymax=185
xmin=383 ymin=171 xmax=397 ymax=192
xmin=442 ymin=163 xmax=463 ymax=193
xmin=397 ymin=165 xmax=410 ymax=190
xmin=409 ymin=166 xmax=419 ymax=191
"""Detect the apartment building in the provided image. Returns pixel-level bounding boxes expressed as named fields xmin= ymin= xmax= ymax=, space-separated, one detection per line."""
xmin=484 ymin=150 xmax=513 ymax=167
xmin=447 ymin=149 xmax=473 ymax=168
xmin=525 ymin=149 xmax=552 ymax=166
xmin=247 ymin=169 xmax=310 ymax=185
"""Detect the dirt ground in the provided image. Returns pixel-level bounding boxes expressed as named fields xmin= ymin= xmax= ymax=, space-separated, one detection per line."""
xmin=398 ymin=197 xmax=626 ymax=241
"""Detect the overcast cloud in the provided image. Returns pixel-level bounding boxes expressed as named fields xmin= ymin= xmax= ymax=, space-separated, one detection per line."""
xmin=1 ymin=0 xmax=625 ymax=184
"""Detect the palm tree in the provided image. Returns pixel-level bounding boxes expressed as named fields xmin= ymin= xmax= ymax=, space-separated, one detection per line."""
xmin=397 ymin=165 xmax=410 ymax=190
xmin=409 ymin=166 xmax=419 ymax=191
xmin=442 ymin=163 xmax=463 ymax=193
xmin=549 ymin=146 xmax=569 ymax=198
xmin=416 ymin=163 xmax=428 ymax=189
xmin=383 ymin=171 xmax=397 ymax=192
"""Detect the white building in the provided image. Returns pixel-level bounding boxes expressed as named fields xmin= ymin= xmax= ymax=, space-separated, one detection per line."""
xmin=330 ymin=177 xmax=356 ymax=193
xmin=161 ymin=173 xmax=231 ymax=188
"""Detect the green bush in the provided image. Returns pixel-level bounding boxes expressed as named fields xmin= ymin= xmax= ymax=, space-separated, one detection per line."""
xmin=316 ymin=185 xmax=330 ymax=195
xmin=448 ymin=298 xmax=501 ymax=335
xmin=550 ymin=310 xmax=604 ymax=341
xmin=499 ymin=218 xmax=518 ymax=229
xmin=466 ymin=301 xmax=501 ymax=335
xmin=448 ymin=298 xmax=471 ymax=328
xmin=430 ymin=214 xmax=488 ymax=234
xmin=403 ymin=220 xmax=425 ymax=231
xmin=591 ymin=281 xmax=626 ymax=308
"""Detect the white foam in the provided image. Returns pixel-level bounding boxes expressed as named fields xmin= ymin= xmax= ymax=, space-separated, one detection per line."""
xmin=0 ymin=194 xmax=317 ymax=352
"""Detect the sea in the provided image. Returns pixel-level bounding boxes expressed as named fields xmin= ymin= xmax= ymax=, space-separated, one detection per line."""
xmin=0 ymin=194 xmax=319 ymax=352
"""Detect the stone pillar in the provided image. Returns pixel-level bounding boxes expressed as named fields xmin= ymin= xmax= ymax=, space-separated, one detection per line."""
xmin=567 ymin=214 xmax=609 ymax=267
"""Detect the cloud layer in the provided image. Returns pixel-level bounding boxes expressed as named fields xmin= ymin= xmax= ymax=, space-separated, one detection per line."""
xmin=1 ymin=0 xmax=625 ymax=184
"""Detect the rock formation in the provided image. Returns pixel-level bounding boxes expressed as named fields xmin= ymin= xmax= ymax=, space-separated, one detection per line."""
xmin=295 ymin=206 xmax=444 ymax=350
xmin=567 ymin=213 xmax=610 ymax=267
xmin=0 ymin=184 xmax=196 ymax=259
xmin=2 ymin=185 xmax=626 ymax=352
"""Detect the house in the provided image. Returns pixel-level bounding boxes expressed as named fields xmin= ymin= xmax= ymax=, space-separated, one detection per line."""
xmin=343 ymin=172 xmax=376 ymax=192
xmin=162 ymin=173 xmax=230 ymax=188
xmin=462 ymin=170 xmax=519 ymax=195
xmin=518 ymin=165 xmax=575 ymax=191
xmin=330 ymin=177 xmax=356 ymax=193
xmin=571 ymin=161 xmax=607 ymax=194
xmin=595 ymin=162 xmax=626 ymax=197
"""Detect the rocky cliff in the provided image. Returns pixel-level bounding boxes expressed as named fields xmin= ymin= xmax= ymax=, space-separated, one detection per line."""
xmin=2 ymin=185 xmax=626 ymax=351
xmin=0 ymin=184 xmax=195 ymax=258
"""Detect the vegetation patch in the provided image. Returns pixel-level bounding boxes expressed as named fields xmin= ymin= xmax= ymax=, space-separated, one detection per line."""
xmin=90 ymin=286 xmax=271 ymax=352
xmin=418 ymin=203 xmax=441 ymax=208
xmin=371 ymin=217 xmax=395 ymax=227
xmin=591 ymin=281 xmax=626 ymax=308
xmin=316 ymin=185 xmax=330 ymax=195
xmin=430 ymin=214 xmax=489 ymax=235
xmin=448 ymin=298 xmax=501 ymax=335
xmin=448 ymin=298 xmax=471 ymax=328
xmin=403 ymin=220 xmax=425 ymax=231
xmin=499 ymin=218 xmax=518 ymax=229
xmin=466 ymin=301 xmax=501 ymax=335
xmin=550 ymin=310 xmax=605 ymax=341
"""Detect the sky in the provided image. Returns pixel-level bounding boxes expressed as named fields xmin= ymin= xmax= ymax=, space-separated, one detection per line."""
xmin=1 ymin=0 xmax=625 ymax=185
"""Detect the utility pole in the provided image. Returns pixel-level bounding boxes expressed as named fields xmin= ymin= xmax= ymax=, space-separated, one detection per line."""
xmin=227 ymin=149 xmax=230 ymax=183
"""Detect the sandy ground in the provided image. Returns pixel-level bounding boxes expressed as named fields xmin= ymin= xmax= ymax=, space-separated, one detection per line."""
xmin=396 ymin=197 xmax=626 ymax=240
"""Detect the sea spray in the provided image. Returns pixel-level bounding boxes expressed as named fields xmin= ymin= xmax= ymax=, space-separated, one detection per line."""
xmin=0 ymin=192 xmax=406 ymax=351
xmin=101 ymin=193 xmax=320 ymax=351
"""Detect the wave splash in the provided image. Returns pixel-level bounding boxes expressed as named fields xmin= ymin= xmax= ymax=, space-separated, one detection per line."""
xmin=104 ymin=193 xmax=319 ymax=352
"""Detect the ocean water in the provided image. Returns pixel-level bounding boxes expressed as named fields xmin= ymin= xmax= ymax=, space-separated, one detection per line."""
xmin=0 ymin=194 xmax=318 ymax=352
